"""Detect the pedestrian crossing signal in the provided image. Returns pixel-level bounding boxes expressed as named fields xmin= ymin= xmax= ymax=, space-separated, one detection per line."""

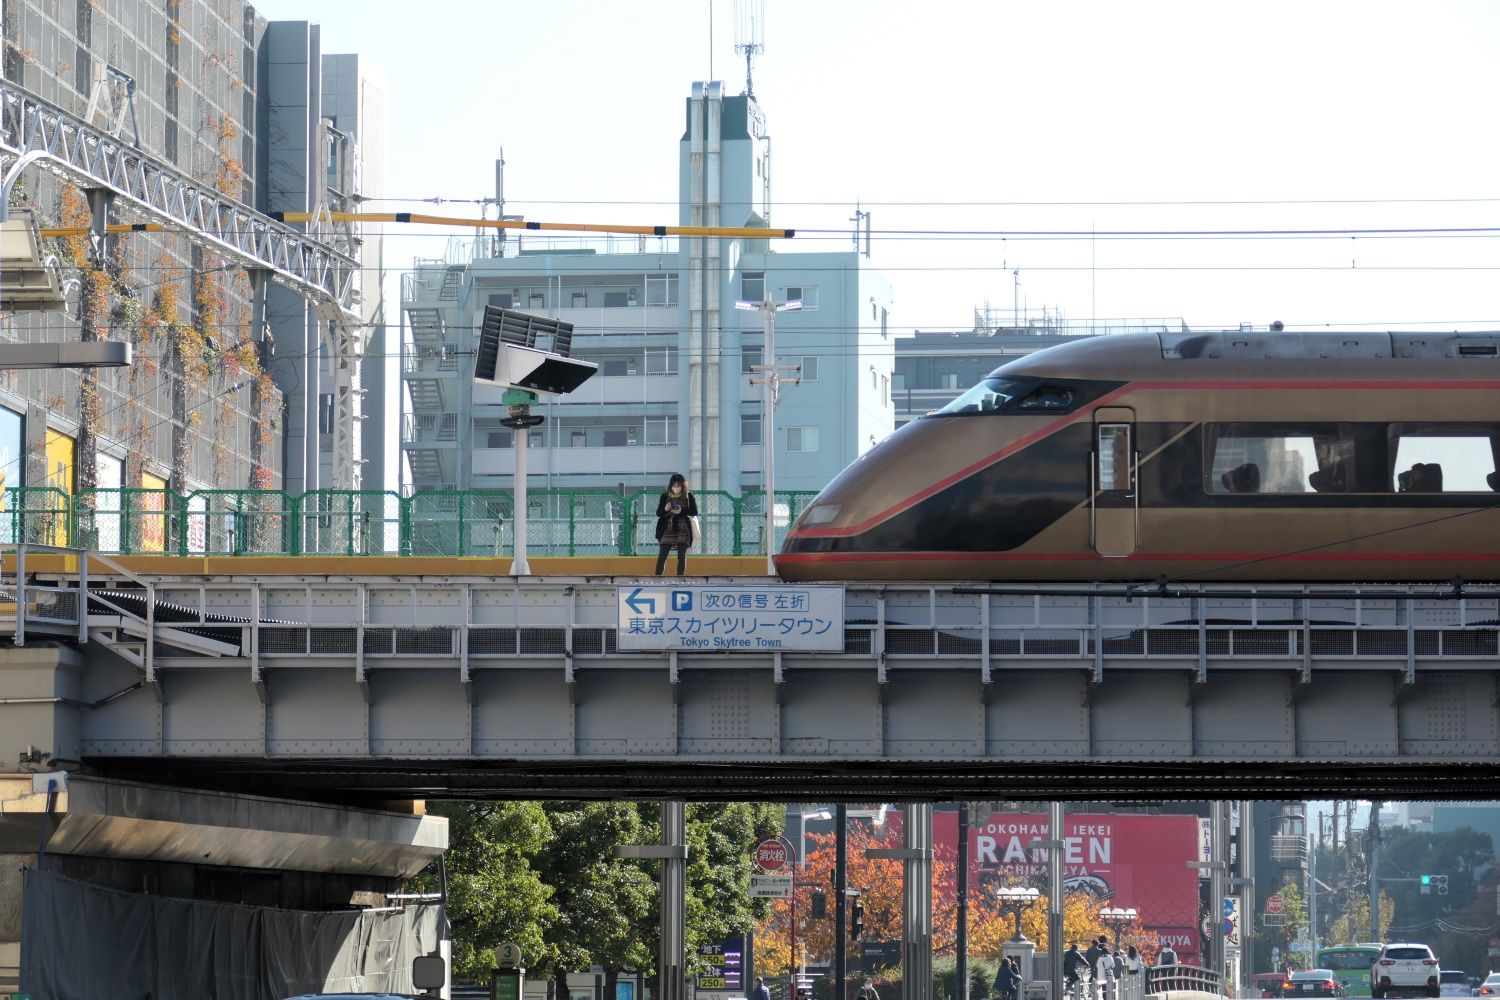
xmin=851 ymin=899 xmax=865 ymax=941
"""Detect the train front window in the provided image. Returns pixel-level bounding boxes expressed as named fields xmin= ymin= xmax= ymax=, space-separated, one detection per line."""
xmin=936 ymin=377 xmax=1027 ymax=415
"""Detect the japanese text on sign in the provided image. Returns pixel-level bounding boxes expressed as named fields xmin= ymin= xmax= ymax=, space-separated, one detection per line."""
xmin=616 ymin=585 xmax=844 ymax=651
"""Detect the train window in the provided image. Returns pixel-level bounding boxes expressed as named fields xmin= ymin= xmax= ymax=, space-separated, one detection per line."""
xmin=1390 ymin=424 xmax=1500 ymax=492
xmin=936 ymin=377 xmax=1027 ymax=415
xmin=1018 ymin=384 xmax=1075 ymax=410
xmin=1206 ymin=425 xmax=1328 ymax=493
xmin=1097 ymin=425 xmax=1133 ymax=491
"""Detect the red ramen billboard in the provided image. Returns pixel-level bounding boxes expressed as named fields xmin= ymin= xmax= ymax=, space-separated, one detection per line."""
xmin=930 ymin=811 xmax=1203 ymax=964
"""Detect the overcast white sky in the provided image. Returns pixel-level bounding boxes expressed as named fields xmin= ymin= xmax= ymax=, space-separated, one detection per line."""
xmin=251 ymin=0 xmax=1500 ymax=336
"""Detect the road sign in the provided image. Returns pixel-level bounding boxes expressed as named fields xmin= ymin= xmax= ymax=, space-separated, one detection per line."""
xmin=756 ymin=837 xmax=794 ymax=873
xmin=1266 ymin=894 xmax=1285 ymax=914
xmin=616 ymin=584 xmax=845 ymax=651
xmin=751 ymin=875 xmax=793 ymax=898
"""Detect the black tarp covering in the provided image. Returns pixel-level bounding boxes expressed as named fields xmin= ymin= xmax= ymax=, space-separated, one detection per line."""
xmin=21 ymin=868 xmax=444 ymax=1000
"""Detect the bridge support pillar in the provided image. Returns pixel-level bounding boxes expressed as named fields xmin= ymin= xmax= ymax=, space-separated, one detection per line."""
xmin=903 ymin=802 xmax=932 ymax=1000
xmin=0 ymin=645 xmax=86 ymax=772
xmin=660 ymin=801 xmax=686 ymax=1000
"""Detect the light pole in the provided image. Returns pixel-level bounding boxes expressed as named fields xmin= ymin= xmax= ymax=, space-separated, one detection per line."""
xmin=995 ymin=886 xmax=1041 ymax=942
xmin=797 ymin=808 xmax=832 ymax=869
xmin=737 ymin=291 xmax=802 ymax=573
xmin=1099 ymin=906 xmax=1138 ymax=949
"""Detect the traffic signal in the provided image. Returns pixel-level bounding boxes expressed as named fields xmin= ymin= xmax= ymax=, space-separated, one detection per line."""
xmin=850 ymin=898 xmax=865 ymax=941
xmin=811 ymin=890 xmax=827 ymax=919
xmin=1437 ymin=875 xmax=1449 ymax=896
xmin=1421 ymin=875 xmax=1432 ymax=895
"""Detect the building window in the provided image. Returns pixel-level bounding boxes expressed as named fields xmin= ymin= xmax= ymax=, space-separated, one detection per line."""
xmin=487 ymin=431 xmax=512 ymax=448
xmin=940 ymin=373 xmax=960 ymax=390
xmin=787 ymin=427 xmax=819 ymax=452
xmin=794 ymin=356 xmax=819 ymax=381
xmin=741 ymin=271 xmax=764 ymax=303
xmin=785 ymin=285 xmax=818 ymax=310
xmin=488 ymin=293 xmax=513 ymax=309
xmin=529 ymin=430 xmax=544 ymax=447
xmin=742 ymin=347 xmax=763 ymax=373
xmin=893 ymin=373 xmax=906 ymax=392
xmin=645 ymin=416 xmax=677 ymax=446
xmin=571 ymin=291 xmax=587 ymax=308
xmin=741 ymin=414 xmax=761 ymax=445
xmin=603 ymin=291 xmax=629 ymax=308
xmin=603 ymin=429 xmax=628 ymax=447
xmin=646 ymin=274 xmax=679 ymax=306
xmin=602 ymin=358 xmax=631 ymax=377
xmin=570 ymin=431 xmax=587 ymax=448
xmin=645 ymin=347 xmax=677 ymax=375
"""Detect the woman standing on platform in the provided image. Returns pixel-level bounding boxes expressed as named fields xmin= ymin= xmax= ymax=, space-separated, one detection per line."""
xmin=653 ymin=472 xmax=698 ymax=576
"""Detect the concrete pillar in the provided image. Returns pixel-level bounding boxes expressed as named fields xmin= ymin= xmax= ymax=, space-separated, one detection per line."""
xmin=903 ymin=803 xmax=932 ymax=1000
xmin=0 ymin=646 xmax=86 ymax=772
xmin=660 ymin=801 xmax=686 ymax=1000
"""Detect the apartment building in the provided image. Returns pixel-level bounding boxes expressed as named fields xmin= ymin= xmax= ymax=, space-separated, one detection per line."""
xmin=402 ymin=82 xmax=893 ymax=500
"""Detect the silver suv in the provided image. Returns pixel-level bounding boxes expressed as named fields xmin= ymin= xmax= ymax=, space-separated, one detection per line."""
xmin=1372 ymin=943 xmax=1440 ymax=999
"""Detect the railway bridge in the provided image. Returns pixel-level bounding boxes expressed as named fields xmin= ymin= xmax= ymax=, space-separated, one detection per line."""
xmin=1 ymin=544 xmax=1497 ymax=1000
xmin=2 ymin=545 xmax=1498 ymax=800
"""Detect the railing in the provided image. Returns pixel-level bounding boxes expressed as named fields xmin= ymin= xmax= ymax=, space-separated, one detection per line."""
xmin=1144 ymin=964 xmax=1225 ymax=996
xmin=0 ymin=487 xmax=825 ymax=558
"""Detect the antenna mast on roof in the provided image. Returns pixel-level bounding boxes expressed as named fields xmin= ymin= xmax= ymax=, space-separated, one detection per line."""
xmin=733 ymin=0 xmax=765 ymax=97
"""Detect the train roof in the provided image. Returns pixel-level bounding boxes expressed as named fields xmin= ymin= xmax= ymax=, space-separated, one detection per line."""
xmin=993 ymin=330 xmax=1500 ymax=380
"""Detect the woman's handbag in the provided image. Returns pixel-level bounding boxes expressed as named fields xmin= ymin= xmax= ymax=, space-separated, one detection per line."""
xmin=688 ymin=514 xmax=702 ymax=543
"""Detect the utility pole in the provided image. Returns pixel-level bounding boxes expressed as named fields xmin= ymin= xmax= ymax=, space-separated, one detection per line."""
xmin=1368 ymin=802 xmax=1381 ymax=943
xmin=957 ymin=804 xmax=969 ymax=1000
xmin=836 ymin=804 xmax=847 ymax=1000
xmin=740 ymin=290 xmax=801 ymax=572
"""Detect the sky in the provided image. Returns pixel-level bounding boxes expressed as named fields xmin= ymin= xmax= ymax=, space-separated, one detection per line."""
xmin=249 ymin=0 xmax=1500 ymax=336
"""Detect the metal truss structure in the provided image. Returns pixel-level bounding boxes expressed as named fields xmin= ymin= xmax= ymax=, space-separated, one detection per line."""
xmin=5 ymin=558 xmax=1500 ymax=800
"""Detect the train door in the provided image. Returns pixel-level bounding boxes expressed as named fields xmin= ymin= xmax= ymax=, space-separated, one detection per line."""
xmin=1092 ymin=407 xmax=1137 ymax=557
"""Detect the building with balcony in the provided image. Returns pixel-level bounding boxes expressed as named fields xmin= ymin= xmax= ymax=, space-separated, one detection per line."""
xmin=401 ymin=82 xmax=893 ymax=505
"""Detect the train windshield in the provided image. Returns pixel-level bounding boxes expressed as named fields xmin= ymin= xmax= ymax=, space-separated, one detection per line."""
xmin=937 ymin=377 xmax=1028 ymax=415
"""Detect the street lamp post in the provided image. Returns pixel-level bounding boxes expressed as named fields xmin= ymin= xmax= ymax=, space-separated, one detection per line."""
xmin=737 ymin=291 xmax=802 ymax=573
xmin=995 ymin=886 xmax=1041 ymax=942
xmin=1099 ymin=906 xmax=1138 ymax=948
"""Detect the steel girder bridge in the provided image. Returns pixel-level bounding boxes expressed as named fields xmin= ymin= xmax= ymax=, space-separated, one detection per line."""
xmin=3 ymin=548 xmax=1498 ymax=802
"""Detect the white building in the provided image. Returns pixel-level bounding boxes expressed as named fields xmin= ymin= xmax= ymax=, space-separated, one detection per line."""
xmin=401 ymin=82 xmax=892 ymax=507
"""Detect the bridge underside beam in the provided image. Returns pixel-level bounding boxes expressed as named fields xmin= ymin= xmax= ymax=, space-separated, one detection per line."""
xmin=96 ymin=756 xmax=1500 ymax=802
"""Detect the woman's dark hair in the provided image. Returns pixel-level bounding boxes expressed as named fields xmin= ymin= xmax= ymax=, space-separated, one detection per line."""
xmin=668 ymin=473 xmax=686 ymax=488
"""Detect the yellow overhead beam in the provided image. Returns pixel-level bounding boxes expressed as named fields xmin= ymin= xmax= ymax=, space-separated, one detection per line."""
xmin=41 ymin=214 xmax=795 ymax=239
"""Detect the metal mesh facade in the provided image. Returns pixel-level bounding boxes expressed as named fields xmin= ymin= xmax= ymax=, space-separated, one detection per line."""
xmin=0 ymin=0 xmax=280 ymax=497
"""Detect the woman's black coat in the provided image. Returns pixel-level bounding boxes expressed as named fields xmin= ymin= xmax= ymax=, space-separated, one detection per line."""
xmin=654 ymin=490 xmax=698 ymax=542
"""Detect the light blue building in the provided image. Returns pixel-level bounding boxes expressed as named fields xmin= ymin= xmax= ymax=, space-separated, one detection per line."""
xmin=401 ymin=82 xmax=893 ymax=511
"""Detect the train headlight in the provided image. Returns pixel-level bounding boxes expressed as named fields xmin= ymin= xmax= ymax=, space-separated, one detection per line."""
xmin=802 ymin=504 xmax=841 ymax=525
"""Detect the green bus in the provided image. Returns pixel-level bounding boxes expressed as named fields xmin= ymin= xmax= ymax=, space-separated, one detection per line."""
xmin=1317 ymin=945 xmax=1383 ymax=997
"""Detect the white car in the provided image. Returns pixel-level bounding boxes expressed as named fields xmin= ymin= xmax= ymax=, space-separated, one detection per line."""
xmin=1372 ymin=943 xmax=1440 ymax=999
xmin=1475 ymin=973 xmax=1500 ymax=997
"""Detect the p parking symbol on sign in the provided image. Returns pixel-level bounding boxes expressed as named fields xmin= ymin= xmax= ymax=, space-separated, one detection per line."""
xmin=672 ymin=591 xmax=694 ymax=611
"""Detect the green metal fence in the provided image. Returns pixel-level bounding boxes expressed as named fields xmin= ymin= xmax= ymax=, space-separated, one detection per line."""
xmin=40 ymin=487 xmax=825 ymax=558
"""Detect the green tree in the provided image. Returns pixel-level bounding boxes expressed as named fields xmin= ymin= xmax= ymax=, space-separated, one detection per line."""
xmin=412 ymin=801 xmax=556 ymax=983
xmin=1378 ymin=826 xmax=1495 ymax=974
xmin=534 ymin=803 xmax=658 ymax=1000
